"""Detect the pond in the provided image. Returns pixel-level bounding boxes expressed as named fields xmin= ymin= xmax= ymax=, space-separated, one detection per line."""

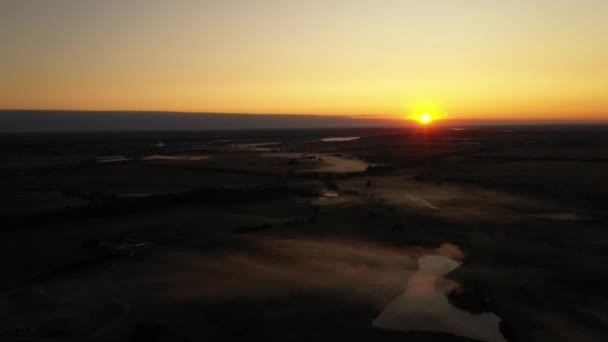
xmin=321 ymin=136 xmax=360 ymax=142
xmin=143 ymin=154 xmax=209 ymax=161
xmin=373 ymin=255 xmax=507 ymax=342
xmin=97 ymin=155 xmax=129 ymax=163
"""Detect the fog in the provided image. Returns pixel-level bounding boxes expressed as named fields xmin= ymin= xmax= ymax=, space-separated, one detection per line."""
xmin=150 ymin=238 xmax=462 ymax=303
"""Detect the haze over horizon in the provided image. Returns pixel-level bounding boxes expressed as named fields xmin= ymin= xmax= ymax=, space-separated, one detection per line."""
xmin=1 ymin=109 xmax=607 ymax=133
xmin=2 ymin=0 xmax=608 ymax=122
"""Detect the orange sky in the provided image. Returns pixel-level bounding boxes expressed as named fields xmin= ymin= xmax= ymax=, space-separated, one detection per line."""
xmin=1 ymin=0 xmax=607 ymax=120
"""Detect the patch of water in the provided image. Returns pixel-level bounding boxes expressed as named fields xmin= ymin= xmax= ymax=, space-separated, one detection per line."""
xmin=406 ymin=193 xmax=439 ymax=210
xmin=97 ymin=156 xmax=129 ymax=163
xmin=321 ymin=190 xmax=339 ymax=197
xmin=321 ymin=136 xmax=360 ymax=142
xmin=373 ymin=255 xmax=506 ymax=342
xmin=232 ymin=142 xmax=279 ymax=152
xmin=143 ymin=154 xmax=209 ymax=161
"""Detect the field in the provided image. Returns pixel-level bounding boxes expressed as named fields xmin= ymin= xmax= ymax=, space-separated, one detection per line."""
xmin=0 ymin=126 xmax=607 ymax=342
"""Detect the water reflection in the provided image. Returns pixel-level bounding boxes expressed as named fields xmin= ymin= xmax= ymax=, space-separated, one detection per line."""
xmin=97 ymin=155 xmax=129 ymax=163
xmin=321 ymin=136 xmax=360 ymax=142
xmin=373 ymin=255 xmax=506 ymax=342
xmin=143 ymin=154 xmax=209 ymax=161
xmin=321 ymin=190 xmax=339 ymax=197
xmin=231 ymin=142 xmax=279 ymax=152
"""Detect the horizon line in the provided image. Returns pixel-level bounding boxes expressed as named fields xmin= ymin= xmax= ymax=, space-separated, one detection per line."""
xmin=1 ymin=109 xmax=607 ymax=123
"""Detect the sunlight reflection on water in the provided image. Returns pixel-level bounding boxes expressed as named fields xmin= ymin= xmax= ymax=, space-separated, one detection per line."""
xmin=321 ymin=136 xmax=360 ymax=142
xmin=373 ymin=255 xmax=507 ymax=342
xmin=143 ymin=154 xmax=209 ymax=161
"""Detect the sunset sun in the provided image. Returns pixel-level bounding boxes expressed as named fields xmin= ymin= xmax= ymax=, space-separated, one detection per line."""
xmin=419 ymin=113 xmax=432 ymax=124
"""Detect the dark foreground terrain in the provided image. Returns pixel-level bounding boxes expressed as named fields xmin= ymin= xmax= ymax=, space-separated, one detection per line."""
xmin=1 ymin=125 xmax=607 ymax=342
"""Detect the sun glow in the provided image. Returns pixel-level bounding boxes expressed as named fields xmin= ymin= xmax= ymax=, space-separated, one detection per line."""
xmin=419 ymin=113 xmax=432 ymax=124
xmin=407 ymin=101 xmax=445 ymax=124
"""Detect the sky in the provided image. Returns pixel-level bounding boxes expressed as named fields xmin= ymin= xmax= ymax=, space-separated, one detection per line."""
xmin=1 ymin=0 xmax=607 ymax=121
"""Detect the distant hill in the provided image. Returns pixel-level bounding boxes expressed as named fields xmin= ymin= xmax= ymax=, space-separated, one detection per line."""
xmin=0 ymin=110 xmax=407 ymax=132
xmin=0 ymin=110 xmax=605 ymax=132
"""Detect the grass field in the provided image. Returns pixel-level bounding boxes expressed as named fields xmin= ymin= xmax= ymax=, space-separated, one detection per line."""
xmin=1 ymin=127 xmax=607 ymax=341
